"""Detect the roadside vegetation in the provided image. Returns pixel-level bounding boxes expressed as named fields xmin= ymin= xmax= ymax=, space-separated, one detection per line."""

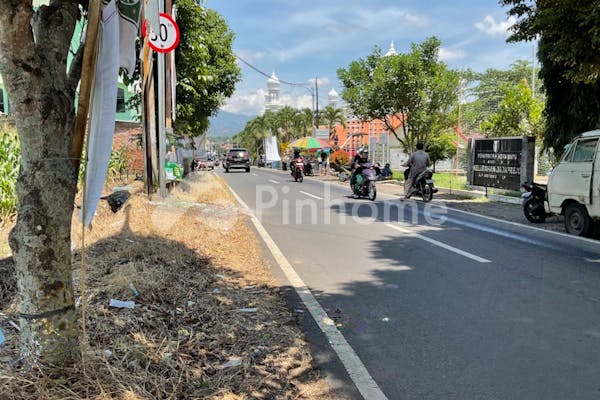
xmin=0 ymin=124 xmax=19 ymax=222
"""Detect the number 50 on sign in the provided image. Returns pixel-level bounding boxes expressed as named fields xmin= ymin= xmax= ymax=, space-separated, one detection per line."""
xmin=142 ymin=13 xmax=180 ymax=53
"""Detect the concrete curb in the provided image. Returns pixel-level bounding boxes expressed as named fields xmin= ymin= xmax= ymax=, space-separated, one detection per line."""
xmin=436 ymin=188 xmax=522 ymax=205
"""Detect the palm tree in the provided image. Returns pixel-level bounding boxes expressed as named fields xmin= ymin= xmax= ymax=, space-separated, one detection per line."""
xmin=321 ymin=105 xmax=346 ymax=143
xmin=294 ymin=107 xmax=314 ymax=137
xmin=275 ymin=106 xmax=298 ymax=142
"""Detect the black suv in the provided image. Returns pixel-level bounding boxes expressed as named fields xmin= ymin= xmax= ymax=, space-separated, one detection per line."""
xmin=224 ymin=148 xmax=251 ymax=172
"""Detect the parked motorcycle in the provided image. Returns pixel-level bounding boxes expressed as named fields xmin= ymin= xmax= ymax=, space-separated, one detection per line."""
xmin=351 ymin=162 xmax=377 ymax=201
xmin=291 ymin=159 xmax=304 ymax=182
xmin=521 ymin=181 xmax=549 ymax=223
xmin=407 ymin=169 xmax=437 ymax=202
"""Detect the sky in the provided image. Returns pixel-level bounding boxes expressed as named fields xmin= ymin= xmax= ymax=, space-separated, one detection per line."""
xmin=206 ymin=0 xmax=535 ymax=117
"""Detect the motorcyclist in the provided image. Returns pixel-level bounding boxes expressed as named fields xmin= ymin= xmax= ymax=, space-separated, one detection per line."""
xmin=402 ymin=142 xmax=431 ymax=199
xmin=291 ymin=149 xmax=304 ymax=173
xmin=351 ymin=148 xmax=370 ymax=187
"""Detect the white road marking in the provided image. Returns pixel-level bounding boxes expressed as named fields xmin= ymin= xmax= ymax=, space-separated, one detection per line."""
xmin=436 ymin=204 xmax=600 ymax=245
xmin=252 ymin=173 xmax=259 ymax=176
xmin=300 ymin=190 xmax=323 ymax=200
xmin=385 ymin=223 xmax=491 ymax=263
xmin=227 ymin=185 xmax=389 ymax=400
xmin=268 ymin=179 xmax=280 ymax=184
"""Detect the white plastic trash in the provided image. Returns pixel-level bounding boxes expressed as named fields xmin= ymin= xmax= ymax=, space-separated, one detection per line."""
xmin=109 ymin=299 xmax=135 ymax=309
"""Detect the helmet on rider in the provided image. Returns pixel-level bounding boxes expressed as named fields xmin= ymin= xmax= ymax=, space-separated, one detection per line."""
xmin=293 ymin=148 xmax=301 ymax=158
xmin=359 ymin=148 xmax=369 ymax=162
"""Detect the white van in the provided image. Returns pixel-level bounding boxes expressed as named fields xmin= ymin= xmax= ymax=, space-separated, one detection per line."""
xmin=547 ymin=129 xmax=600 ymax=236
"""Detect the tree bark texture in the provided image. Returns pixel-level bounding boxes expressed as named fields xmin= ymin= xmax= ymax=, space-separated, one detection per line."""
xmin=0 ymin=1 xmax=83 ymax=365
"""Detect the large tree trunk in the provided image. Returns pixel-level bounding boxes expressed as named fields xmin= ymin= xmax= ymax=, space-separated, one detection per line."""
xmin=8 ymin=117 xmax=79 ymax=365
xmin=0 ymin=2 xmax=82 ymax=365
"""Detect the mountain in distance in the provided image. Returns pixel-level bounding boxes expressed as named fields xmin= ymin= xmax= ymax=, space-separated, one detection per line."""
xmin=208 ymin=110 xmax=256 ymax=138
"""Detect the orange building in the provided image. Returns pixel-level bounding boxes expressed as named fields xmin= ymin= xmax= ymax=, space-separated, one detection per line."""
xmin=327 ymin=114 xmax=404 ymax=156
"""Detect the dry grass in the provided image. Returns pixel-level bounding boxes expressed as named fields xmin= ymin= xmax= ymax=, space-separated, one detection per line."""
xmin=0 ymin=221 xmax=12 ymax=259
xmin=0 ymin=172 xmax=334 ymax=399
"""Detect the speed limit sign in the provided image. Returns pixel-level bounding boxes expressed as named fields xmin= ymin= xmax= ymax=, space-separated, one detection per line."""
xmin=142 ymin=13 xmax=180 ymax=53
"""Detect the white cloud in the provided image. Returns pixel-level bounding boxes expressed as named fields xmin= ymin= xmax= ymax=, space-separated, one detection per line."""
xmin=475 ymin=15 xmax=517 ymax=37
xmin=280 ymin=93 xmax=313 ymax=109
xmin=439 ymin=47 xmax=467 ymax=61
xmin=222 ymin=89 xmax=266 ymax=116
xmin=221 ymin=88 xmax=318 ymax=116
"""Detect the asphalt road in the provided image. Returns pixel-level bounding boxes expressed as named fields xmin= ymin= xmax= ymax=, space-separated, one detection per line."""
xmin=218 ymin=166 xmax=600 ymax=400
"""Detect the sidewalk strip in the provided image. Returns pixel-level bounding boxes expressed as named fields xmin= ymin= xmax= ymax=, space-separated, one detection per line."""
xmin=268 ymin=179 xmax=280 ymax=184
xmin=300 ymin=190 xmax=323 ymax=200
xmin=228 ymin=185 xmax=389 ymax=400
xmin=385 ymin=223 xmax=491 ymax=263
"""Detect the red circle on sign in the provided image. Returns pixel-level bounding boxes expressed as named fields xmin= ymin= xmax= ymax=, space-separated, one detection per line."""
xmin=142 ymin=12 xmax=180 ymax=53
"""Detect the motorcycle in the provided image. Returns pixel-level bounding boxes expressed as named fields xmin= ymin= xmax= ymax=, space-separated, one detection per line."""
xmin=291 ymin=158 xmax=304 ymax=182
xmin=521 ymin=181 xmax=549 ymax=223
xmin=351 ymin=162 xmax=377 ymax=201
xmin=407 ymin=169 xmax=437 ymax=202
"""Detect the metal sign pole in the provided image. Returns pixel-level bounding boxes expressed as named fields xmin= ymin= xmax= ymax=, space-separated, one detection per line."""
xmin=157 ymin=0 xmax=167 ymax=197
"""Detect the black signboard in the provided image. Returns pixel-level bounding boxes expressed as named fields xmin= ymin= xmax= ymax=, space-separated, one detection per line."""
xmin=468 ymin=137 xmax=535 ymax=191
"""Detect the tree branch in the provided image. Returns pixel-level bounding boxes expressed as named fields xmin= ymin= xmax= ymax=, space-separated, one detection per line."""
xmin=67 ymin=43 xmax=85 ymax=94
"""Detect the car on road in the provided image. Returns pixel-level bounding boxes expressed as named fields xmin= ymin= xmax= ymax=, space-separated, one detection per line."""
xmin=546 ymin=129 xmax=600 ymax=236
xmin=224 ymin=148 xmax=251 ymax=172
xmin=193 ymin=156 xmax=215 ymax=170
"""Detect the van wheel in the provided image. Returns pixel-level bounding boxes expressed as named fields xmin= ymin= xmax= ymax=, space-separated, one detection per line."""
xmin=564 ymin=203 xmax=592 ymax=237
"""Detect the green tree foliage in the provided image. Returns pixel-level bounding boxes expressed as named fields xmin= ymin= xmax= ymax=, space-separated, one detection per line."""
xmin=538 ymin=37 xmax=600 ymax=155
xmin=501 ymin=0 xmax=600 ymax=155
xmin=337 ymin=37 xmax=460 ymax=153
xmin=502 ymin=0 xmax=600 ymax=84
xmin=321 ymin=105 xmax=346 ymax=141
xmin=479 ymin=79 xmax=544 ymax=138
xmin=426 ymin=133 xmax=456 ymax=172
xmin=175 ymin=0 xmax=241 ymax=137
xmin=461 ymin=60 xmax=543 ymax=134
xmin=294 ymin=108 xmax=314 ymax=137
xmin=276 ymin=106 xmax=299 ymax=143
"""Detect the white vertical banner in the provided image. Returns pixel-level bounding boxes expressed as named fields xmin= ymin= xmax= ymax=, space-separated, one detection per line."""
xmin=83 ymin=0 xmax=120 ymax=227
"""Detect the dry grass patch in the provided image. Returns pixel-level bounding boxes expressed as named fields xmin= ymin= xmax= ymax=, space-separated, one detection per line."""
xmin=0 ymin=172 xmax=334 ymax=399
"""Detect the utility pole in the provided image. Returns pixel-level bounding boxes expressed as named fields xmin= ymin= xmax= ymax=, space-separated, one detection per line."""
xmin=315 ymin=76 xmax=319 ymax=129
xmin=456 ymin=75 xmax=464 ymax=175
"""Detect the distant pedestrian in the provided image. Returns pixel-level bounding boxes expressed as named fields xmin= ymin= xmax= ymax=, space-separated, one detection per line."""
xmin=320 ymin=151 xmax=329 ymax=176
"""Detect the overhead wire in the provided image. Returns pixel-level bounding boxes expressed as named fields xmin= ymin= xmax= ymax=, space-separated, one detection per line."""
xmin=234 ymin=53 xmax=315 ymax=90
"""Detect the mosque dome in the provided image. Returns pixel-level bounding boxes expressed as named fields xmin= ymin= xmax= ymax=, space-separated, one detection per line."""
xmin=328 ymin=88 xmax=339 ymax=104
xmin=267 ymin=71 xmax=280 ymax=90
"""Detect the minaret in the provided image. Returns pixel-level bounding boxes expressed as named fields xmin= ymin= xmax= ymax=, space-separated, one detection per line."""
xmin=264 ymin=71 xmax=282 ymax=113
xmin=328 ymin=88 xmax=339 ymax=107
xmin=384 ymin=41 xmax=397 ymax=57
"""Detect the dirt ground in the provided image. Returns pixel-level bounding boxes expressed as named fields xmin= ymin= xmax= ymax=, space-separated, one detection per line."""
xmin=0 ymin=172 xmax=334 ymax=400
